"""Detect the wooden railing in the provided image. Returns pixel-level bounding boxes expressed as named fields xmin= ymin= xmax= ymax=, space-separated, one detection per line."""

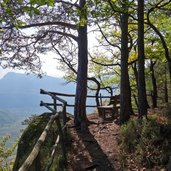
xmin=18 ymin=89 xmax=67 ymax=171
xmin=38 ymin=90 xmax=111 ymax=108
xmin=18 ymin=89 xmax=112 ymax=171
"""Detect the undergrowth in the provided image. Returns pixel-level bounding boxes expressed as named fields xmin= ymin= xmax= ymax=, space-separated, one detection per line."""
xmin=118 ymin=106 xmax=171 ymax=169
xmin=0 ymin=134 xmax=17 ymax=171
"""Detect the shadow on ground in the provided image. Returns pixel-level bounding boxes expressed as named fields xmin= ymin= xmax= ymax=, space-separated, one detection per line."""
xmin=67 ymin=119 xmax=116 ymax=171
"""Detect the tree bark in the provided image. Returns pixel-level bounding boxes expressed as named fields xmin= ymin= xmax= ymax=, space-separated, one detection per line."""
xmin=88 ymin=77 xmax=101 ymax=107
xmin=164 ymin=64 xmax=169 ymax=103
xmin=137 ymin=0 xmax=148 ymax=118
xmin=74 ymin=0 xmax=88 ymax=131
xmin=119 ymin=0 xmax=131 ymax=124
xmin=168 ymin=60 xmax=171 ymax=86
xmin=150 ymin=60 xmax=157 ymax=108
xmin=132 ymin=62 xmax=138 ymax=87
xmin=128 ymin=78 xmax=134 ymax=115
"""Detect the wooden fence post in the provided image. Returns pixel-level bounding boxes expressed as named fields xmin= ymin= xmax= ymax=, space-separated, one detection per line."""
xmin=53 ymin=97 xmax=57 ymax=111
xmin=55 ymin=116 xmax=67 ymax=165
xmin=62 ymin=103 xmax=67 ymax=138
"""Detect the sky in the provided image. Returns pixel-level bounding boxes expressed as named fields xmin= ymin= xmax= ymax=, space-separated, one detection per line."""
xmin=0 ymin=29 xmax=99 ymax=79
xmin=0 ymin=31 xmax=65 ymax=79
xmin=0 ymin=53 xmax=64 ymax=79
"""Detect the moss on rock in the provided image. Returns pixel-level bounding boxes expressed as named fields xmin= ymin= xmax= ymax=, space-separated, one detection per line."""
xmin=13 ymin=112 xmax=58 ymax=171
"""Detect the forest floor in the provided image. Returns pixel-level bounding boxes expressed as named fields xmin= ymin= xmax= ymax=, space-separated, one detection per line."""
xmin=66 ymin=111 xmax=165 ymax=171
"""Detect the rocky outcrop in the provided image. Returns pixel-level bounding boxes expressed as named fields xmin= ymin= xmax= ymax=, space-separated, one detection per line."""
xmin=13 ymin=113 xmax=55 ymax=171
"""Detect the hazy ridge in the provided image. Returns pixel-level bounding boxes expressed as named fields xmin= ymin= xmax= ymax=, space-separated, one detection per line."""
xmin=0 ymin=72 xmax=76 ymax=139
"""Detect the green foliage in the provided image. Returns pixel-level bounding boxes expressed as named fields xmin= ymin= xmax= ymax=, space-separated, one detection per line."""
xmin=22 ymin=114 xmax=38 ymax=125
xmin=78 ymin=4 xmax=87 ymax=27
xmin=118 ymin=118 xmax=171 ymax=168
xmin=0 ymin=134 xmax=17 ymax=171
xmin=30 ymin=0 xmax=54 ymax=6
xmin=162 ymin=104 xmax=171 ymax=124
xmin=0 ymin=0 xmax=54 ymax=28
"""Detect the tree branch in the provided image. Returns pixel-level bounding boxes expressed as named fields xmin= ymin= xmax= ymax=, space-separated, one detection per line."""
xmin=97 ymin=23 xmax=121 ymax=51
xmin=147 ymin=0 xmax=171 ymax=62
xmin=47 ymin=30 xmax=78 ymax=42
xmin=1 ymin=21 xmax=77 ymax=30
xmin=51 ymin=40 xmax=77 ymax=74
xmin=89 ymin=52 xmax=120 ymax=67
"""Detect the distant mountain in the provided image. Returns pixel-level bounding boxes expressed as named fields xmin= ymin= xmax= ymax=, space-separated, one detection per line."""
xmin=0 ymin=72 xmax=76 ymax=115
xmin=0 ymin=72 xmax=76 ymax=139
xmin=0 ymin=110 xmax=16 ymax=125
xmin=0 ymin=72 xmax=101 ymax=140
xmin=0 ymin=109 xmax=25 ymax=141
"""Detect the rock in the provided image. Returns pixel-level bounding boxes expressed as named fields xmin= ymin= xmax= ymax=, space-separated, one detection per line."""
xmin=13 ymin=113 xmax=58 ymax=171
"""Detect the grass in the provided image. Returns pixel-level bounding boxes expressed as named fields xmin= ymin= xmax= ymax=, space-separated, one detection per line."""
xmin=118 ymin=106 xmax=171 ymax=170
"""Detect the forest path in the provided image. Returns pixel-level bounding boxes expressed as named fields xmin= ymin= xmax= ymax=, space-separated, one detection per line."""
xmin=66 ymin=109 xmax=168 ymax=171
xmin=67 ymin=113 xmax=121 ymax=171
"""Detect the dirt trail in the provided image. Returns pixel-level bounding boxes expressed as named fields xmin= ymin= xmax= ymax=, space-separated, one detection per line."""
xmin=67 ymin=113 xmax=121 ymax=171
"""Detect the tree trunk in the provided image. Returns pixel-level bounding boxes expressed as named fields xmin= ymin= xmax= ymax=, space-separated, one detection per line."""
xmin=164 ymin=80 xmax=168 ymax=103
xmin=137 ymin=0 xmax=148 ymax=118
xmin=132 ymin=63 xmax=139 ymax=110
xmin=119 ymin=0 xmax=131 ymax=124
xmin=147 ymin=5 xmax=171 ymax=87
xmin=128 ymin=77 xmax=134 ymax=115
xmin=150 ymin=60 xmax=157 ymax=108
xmin=164 ymin=64 xmax=169 ymax=103
xmin=132 ymin=62 xmax=138 ymax=87
xmin=74 ymin=0 xmax=88 ymax=131
xmin=88 ymin=77 xmax=101 ymax=107
xmin=168 ymin=60 xmax=171 ymax=86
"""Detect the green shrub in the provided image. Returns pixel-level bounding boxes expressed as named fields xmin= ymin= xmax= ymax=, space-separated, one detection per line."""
xmin=162 ymin=104 xmax=171 ymax=124
xmin=118 ymin=118 xmax=171 ymax=169
xmin=0 ymin=134 xmax=17 ymax=171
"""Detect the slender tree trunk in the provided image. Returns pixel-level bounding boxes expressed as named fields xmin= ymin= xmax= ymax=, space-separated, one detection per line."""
xmin=132 ymin=63 xmax=139 ymax=109
xmin=164 ymin=80 xmax=168 ymax=103
xmin=120 ymin=0 xmax=131 ymax=124
xmin=132 ymin=62 xmax=138 ymax=86
xmin=150 ymin=60 xmax=157 ymax=108
xmin=168 ymin=60 xmax=171 ymax=86
xmin=164 ymin=64 xmax=169 ymax=103
xmin=137 ymin=0 xmax=148 ymax=118
xmin=74 ymin=0 xmax=88 ymax=131
xmin=147 ymin=4 xmax=171 ymax=87
xmin=128 ymin=78 xmax=134 ymax=115
xmin=88 ymin=77 xmax=101 ymax=106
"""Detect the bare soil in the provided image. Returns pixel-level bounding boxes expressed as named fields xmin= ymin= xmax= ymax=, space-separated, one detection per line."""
xmin=66 ymin=112 xmax=164 ymax=171
xmin=66 ymin=113 xmax=120 ymax=171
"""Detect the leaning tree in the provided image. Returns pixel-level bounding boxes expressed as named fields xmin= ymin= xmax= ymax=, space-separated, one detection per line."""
xmin=146 ymin=0 xmax=171 ymax=86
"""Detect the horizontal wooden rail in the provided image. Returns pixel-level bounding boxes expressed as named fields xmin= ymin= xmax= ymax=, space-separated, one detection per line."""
xmin=40 ymin=101 xmax=57 ymax=113
xmin=40 ymin=89 xmax=67 ymax=104
xmin=40 ymin=102 xmax=98 ymax=108
xmin=40 ymin=89 xmax=111 ymax=99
